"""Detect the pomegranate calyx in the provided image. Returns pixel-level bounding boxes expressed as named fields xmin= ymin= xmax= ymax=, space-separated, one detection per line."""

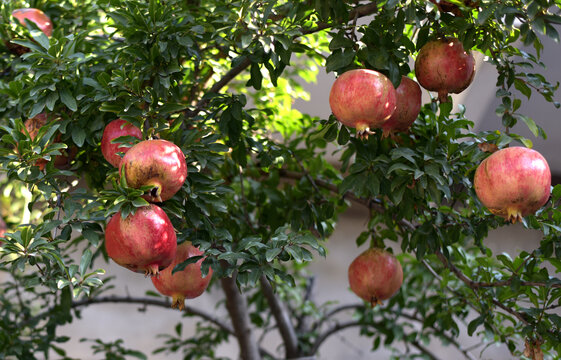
xmin=145 ymin=264 xmax=161 ymax=277
xmin=355 ymin=123 xmax=375 ymax=139
xmin=506 ymin=208 xmax=524 ymax=224
xmin=148 ymin=184 xmax=163 ymax=203
xmin=370 ymin=296 xmax=383 ymax=308
xmin=171 ymin=294 xmax=186 ymax=310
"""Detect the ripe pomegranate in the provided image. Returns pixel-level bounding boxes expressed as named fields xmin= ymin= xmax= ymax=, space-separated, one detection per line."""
xmin=151 ymin=241 xmax=213 ymax=310
xmin=21 ymin=114 xmax=77 ymax=170
xmin=414 ymin=37 xmax=475 ymax=102
xmin=381 ymin=76 xmax=422 ymax=137
xmin=474 ymin=147 xmax=551 ymax=223
xmin=329 ymin=69 xmax=397 ymax=138
xmin=12 ymin=8 xmax=53 ymax=37
xmin=105 ymin=204 xmax=177 ymax=276
xmin=348 ymin=248 xmax=403 ymax=307
xmin=101 ymin=119 xmax=143 ymax=168
xmin=120 ymin=139 xmax=187 ymax=202
xmin=7 ymin=8 xmax=53 ymax=55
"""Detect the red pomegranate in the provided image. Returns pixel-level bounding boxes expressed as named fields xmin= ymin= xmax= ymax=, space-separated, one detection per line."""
xmin=101 ymin=119 xmax=143 ymax=168
xmin=22 ymin=114 xmax=77 ymax=170
xmin=120 ymin=139 xmax=187 ymax=202
xmin=329 ymin=69 xmax=397 ymax=138
xmin=105 ymin=204 xmax=177 ymax=276
xmin=12 ymin=8 xmax=53 ymax=37
xmin=7 ymin=8 xmax=52 ymax=55
xmin=0 ymin=217 xmax=7 ymax=244
xmin=414 ymin=37 xmax=475 ymax=102
xmin=474 ymin=147 xmax=551 ymax=223
xmin=151 ymin=241 xmax=213 ymax=310
xmin=381 ymin=76 xmax=422 ymax=137
xmin=348 ymin=248 xmax=403 ymax=307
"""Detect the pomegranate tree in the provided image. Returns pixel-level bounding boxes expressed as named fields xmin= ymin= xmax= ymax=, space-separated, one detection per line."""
xmin=151 ymin=241 xmax=213 ymax=310
xmin=348 ymin=248 xmax=403 ymax=306
xmin=380 ymin=76 xmax=422 ymax=137
xmin=120 ymin=139 xmax=187 ymax=202
xmin=329 ymin=69 xmax=397 ymax=137
xmin=414 ymin=37 xmax=475 ymax=102
xmin=105 ymin=204 xmax=177 ymax=276
xmin=101 ymin=119 xmax=143 ymax=168
xmin=474 ymin=147 xmax=551 ymax=223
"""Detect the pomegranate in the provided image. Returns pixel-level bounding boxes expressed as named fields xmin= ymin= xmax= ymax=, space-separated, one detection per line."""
xmin=7 ymin=8 xmax=53 ymax=55
xmin=0 ymin=217 xmax=7 ymax=244
xmin=21 ymin=113 xmax=77 ymax=170
xmin=105 ymin=204 xmax=177 ymax=276
xmin=329 ymin=69 xmax=397 ymax=138
xmin=348 ymin=248 xmax=403 ymax=306
xmin=151 ymin=241 xmax=213 ymax=310
xmin=414 ymin=37 xmax=475 ymax=102
xmin=120 ymin=139 xmax=187 ymax=202
xmin=101 ymin=119 xmax=143 ymax=168
xmin=12 ymin=8 xmax=53 ymax=37
xmin=381 ymin=76 xmax=422 ymax=137
xmin=474 ymin=147 xmax=551 ymax=223
xmin=429 ymin=0 xmax=476 ymax=15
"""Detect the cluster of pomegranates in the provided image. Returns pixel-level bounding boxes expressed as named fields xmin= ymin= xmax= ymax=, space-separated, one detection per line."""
xmin=101 ymin=119 xmax=212 ymax=310
xmin=329 ymin=37 xmax=475 ymax=138
xmin=334 ymin=37 xmax=551 ymax=305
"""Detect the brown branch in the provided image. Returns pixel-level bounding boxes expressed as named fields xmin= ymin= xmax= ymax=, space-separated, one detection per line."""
xmin=259 ymin=275 xmax=300 ymax=358
xmin=435 ymin=251 xmax=561 ymax=291
xmin=410 ymin=340 xmax=441 ymax=360
xmin=312 ymin=303 xmax=477 ymax=360
xmin=309 ymin=320 xmax=362 ymax=354
xmin=70 ymin=296 xmax=234 ymax=333
xmin=491 ymin=299 xmax=530 ymax=325
xmin=435 ymin=251 xmax=532 ymax=326
xmin=310 ymin=319 xmax=442 ymax=360
xmin=20 ymin=295 xmax=277 ymax=359
xmin=220 ymin=267 xmax=262 ymax=360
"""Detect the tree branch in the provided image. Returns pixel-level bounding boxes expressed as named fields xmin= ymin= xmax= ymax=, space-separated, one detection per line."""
xmin=434 ymin=251 xmax=531 ymax=326
xmin=22 ymin=295 xmax=276 ymax=359
xmin=220 ymin=268 xmax=262 ymax=360
xmin=410 ymin=339 xmax=441 ymax=360
xmin=310 ymin=319 xmax=442 ymax=360
xmin=312 ymin=303 xmax=477 ymax=360
xmin=259 ymin=275 xmax=300 ymax=358
xmin=309 ymin=320 xmax=362 ymax=354
xmin=70 ymin=296 xmax=234 ymax=334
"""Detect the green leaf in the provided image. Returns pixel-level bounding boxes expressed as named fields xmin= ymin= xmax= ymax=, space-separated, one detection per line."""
xmin=59 ymin=88 xmax=78 ymax=112
xmin=79 ymin=249 xmax=93 ymax=277
xmin=516 ymin=114 xmax=539 ymax=137
xmin=71 ymin=127 xmax=86 ymax=147
xmin=265 ymin=248 xmax=282 ymax=262
xmin=325 ymin=50 xmax=355 ymax=73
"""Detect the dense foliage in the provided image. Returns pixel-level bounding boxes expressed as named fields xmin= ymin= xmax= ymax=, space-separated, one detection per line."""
xmin=0 ymin=0 xmax=561 ymax=359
